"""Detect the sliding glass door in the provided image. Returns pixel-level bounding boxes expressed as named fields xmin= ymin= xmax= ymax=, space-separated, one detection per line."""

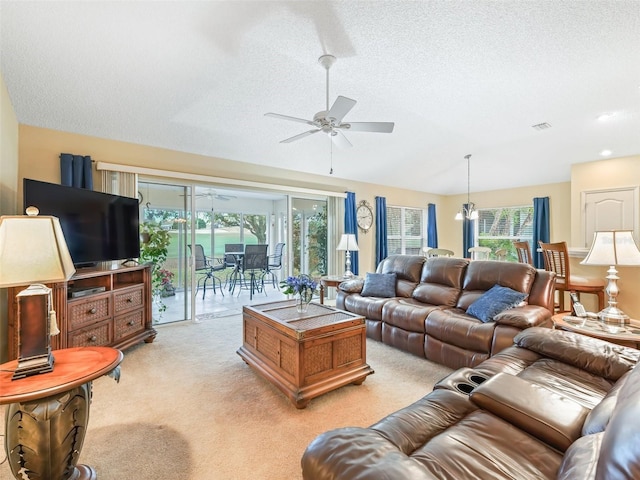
xmin=291 ymin=197 xmax=328 ymax=277
xmin=138 ymin=181 xmax=192 ymax=324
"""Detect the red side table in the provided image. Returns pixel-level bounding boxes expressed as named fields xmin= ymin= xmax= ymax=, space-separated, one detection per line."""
xmin=0 ymin=346 xmax=123 ymax=480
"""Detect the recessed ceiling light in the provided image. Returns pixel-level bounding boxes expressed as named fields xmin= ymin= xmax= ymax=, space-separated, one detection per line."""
xmin=600 ymin=149 xmax=612 ymax=156
xmin=597 ymin=113 xmax=616 ymax=121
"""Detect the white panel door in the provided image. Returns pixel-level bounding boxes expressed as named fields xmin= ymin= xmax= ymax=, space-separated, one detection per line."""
xmin=582 ymin=187 xmax=639 ymax=247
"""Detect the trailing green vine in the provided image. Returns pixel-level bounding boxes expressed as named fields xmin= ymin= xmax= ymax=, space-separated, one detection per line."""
xmin=139 ymin=221 xmax=172 ymax=320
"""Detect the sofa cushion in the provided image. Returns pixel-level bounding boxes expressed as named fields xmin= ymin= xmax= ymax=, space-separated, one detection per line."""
xmin=382 ymin=298 xmax=440 ymax=333
xmin=595 ymin=360 xmax=640 ymax=479
xmin=582 ymin=369 xmax=631 ymax=435
xmin=514 ymin=328 xmax=640 ymax=381
xmin=556 ymin=432 xmax=602 ymax=480
xmin=425 ymin=309 xmax=495 ymax=353
xmin=377 ymin=255 xmax=424 ymax=297
xmin=458 ymin=261 xmax=536 ymax=310
xmin=467 ymin=285 xmax=528 ymax=323
xmin=517 ymin=358 xmax=614 ymax=409
xmin=412 ymin=257 xmax=468 ymax=306
xmin=361 ymin=272 xmax=396 ymax=297
xmin=338 ymin=277 xmax=364 ymax=293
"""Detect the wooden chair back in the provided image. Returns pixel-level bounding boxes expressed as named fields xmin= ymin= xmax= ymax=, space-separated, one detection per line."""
xmin=538 ymin=241 xmax=569 ymax=282
xmin=513 ymin=240 xmax=534 ymax=265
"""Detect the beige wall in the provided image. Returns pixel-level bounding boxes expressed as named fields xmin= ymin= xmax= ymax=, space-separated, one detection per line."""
xmin=441 ymin=182 xmax=571 ymax=257
xmin=569 ymin=155 xmax=640 ymax=319
xmin=0 ymin=71 xmax=20 ymax=362
xmin=17 ymin=125 xmax=443 ymax=276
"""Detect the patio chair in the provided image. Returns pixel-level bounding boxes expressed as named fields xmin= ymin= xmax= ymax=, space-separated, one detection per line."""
xmin=190 ymin=244 xmax=225 ymax=299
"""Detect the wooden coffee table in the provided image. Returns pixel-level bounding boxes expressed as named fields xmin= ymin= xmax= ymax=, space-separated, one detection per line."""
xmin=238 ymin=300 xmax=374 ymax=408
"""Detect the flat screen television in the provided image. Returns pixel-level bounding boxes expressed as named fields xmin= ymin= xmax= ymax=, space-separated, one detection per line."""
xmin=23 ymin=178 xmax=140 ymax=267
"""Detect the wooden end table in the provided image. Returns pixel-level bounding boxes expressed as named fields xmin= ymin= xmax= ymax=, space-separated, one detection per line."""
xmin=552 ymin=313 xmax=640 ymax=349
xmin=0 ymin=346 xmax=123 ymax=480
xmin=319 ymin=275 xmax=356 ymax=304
xmin=238 ymin=300 xmax=374 ymax=408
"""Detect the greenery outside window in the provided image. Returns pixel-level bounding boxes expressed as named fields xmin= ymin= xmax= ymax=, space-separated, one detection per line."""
xmin=387 ymin=206 xmax=425 ymax=255
xmin=476 ymin=205 xmax=533 ymax=261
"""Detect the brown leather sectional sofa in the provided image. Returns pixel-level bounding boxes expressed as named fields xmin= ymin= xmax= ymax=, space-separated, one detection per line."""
xmin=336 ymin=255 xmax=556 ymax=369
xmin=301 ymin=328 xmax=640 ymax=479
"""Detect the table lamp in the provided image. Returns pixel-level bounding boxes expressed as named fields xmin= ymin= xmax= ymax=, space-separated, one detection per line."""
xmin=337 ymin=233 xmax=359 ymax=278
xmin=580 ymin=230 xmax=640 ymax=324
xmin=0 ymin=207 xmax=76 ymax=379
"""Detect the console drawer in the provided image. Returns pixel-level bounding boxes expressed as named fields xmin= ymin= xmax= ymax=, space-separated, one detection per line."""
xmin=68 ymin=293 xmax=112 ymax=329
xmin=114 ymin=309 xmax=145 ymax=341
xmin=114 ymin=285 xmax=144 ymax=314
xmin=68 ymin=320 xmax=113 ymax=348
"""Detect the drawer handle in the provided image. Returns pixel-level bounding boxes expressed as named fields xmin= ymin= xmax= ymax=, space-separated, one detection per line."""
xmin=126 ymin=298 xmax=133 ymax=303
xmin=127 ymin=320 xmax=135 ymax=326
xmin=89 ymin=335 xmax=97 ymax=342
xmin=89 ymin=308 xmax=97 ymax=314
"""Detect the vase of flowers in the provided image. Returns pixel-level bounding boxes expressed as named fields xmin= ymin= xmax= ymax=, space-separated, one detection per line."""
xmin=281 ymin=274 xmax=318 ymax=313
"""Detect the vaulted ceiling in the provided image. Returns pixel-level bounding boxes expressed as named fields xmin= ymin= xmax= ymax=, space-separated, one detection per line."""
xmin=1 ymin=1 xmax=639 ymax=195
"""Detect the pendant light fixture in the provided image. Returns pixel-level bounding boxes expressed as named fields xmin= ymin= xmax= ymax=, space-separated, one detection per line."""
xmin=455 ymin=154 xmax=478 ymax=221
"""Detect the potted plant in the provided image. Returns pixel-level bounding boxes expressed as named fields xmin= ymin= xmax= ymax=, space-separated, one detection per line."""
xmin=139 ymin=221 xmax=172 ymax=319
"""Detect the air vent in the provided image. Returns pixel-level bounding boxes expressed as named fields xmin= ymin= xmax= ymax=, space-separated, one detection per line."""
xmin=532 ymin=122 xmax=552 ymax=131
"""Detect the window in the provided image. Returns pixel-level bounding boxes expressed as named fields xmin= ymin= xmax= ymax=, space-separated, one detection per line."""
xmin=387 ymin=206 xmax=425 ymax=255
xmin=476 ymin=205 xmax=533 ymax=261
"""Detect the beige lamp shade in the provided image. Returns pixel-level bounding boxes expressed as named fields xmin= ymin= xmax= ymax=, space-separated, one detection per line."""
xmin=0 ymin=213 xmax=76 ymax=287
xmin=337 ymin=234 xmax=359 ymax=252
xmin=581 ymin=231 xmax=640 ymax=266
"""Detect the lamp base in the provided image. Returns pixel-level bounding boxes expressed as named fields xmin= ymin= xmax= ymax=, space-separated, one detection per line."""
xmin=598 ymin=306 xmax=630 ymax=325
xmin=12 ymin=351 xmax=55 ymax=380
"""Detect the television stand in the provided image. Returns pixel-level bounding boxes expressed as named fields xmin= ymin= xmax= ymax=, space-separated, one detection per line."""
xmin=7 ymin=263 xmax=157 ymax=361
xmin=121 ymin=258 xmax=140 ymax=266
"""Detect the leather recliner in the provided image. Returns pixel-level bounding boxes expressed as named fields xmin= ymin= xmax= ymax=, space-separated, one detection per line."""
xmin=301 ymin=328 xmax=640 ymax=480
xmin=337 ymin=255 xmax=556 ymax=369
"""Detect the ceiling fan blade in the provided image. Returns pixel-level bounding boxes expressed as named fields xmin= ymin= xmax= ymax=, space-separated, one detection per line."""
xmin=327 ymin=96 xmax=357 ymax=123
xmin=280 ymin=129 xmax=321 ymax=143
xmin=340 ymin=121 xmax=395 ymax=133
xmin=330 ymin=129 xmax=352 ymax=148
xmin=265 ymin=112 xmax=315 ymax=126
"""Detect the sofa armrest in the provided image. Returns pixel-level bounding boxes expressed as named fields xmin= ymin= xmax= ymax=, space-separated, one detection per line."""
xmin=514 ymin=328 xmax=640 ymax=381
xmin=470 ymin=373 xmax=589 ymax=452
xmin=493 ymin=305 xmax=552 ymax=329
xmin=337 ymin=278 xmax=364 ymax=294
xmin=301 ymin=427 xmax=433 ymax=480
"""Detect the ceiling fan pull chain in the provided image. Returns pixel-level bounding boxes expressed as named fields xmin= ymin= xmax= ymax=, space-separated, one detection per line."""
xmin=329 ymin=139 xmax=334 ymax=175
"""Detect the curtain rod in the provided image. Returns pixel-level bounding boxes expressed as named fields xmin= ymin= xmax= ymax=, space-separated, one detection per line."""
xmin=95 ymin=162 xmax=347 ymax=198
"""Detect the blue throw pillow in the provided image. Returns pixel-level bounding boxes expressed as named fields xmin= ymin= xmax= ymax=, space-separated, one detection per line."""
xmin=360 ymin=273 xmax=397 ymax=297
xmin=467 ymin=284 xmax=528 ymax=323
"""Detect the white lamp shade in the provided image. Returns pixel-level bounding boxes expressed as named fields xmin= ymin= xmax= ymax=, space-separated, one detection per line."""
xmin=0 ymin=214 xmax=76 ymax=287
xmin=337 ymin=233 xmax=359 ymax=251
xmin=581 ymin=231 xmax=640 ymax=266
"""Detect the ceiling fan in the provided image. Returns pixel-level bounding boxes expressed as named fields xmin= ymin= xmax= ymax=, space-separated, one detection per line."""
xmin=182 ymin=191 xmax=236 ymax=202
xmin=265 ymin=54 xmax=394 ymax=148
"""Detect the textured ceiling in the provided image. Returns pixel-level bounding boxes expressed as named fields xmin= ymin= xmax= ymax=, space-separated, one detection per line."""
xmin=1 ymin=1 xmax=639 ymax=195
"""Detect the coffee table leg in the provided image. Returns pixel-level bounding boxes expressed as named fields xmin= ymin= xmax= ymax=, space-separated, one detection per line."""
xmin=5 ymin=382 xmax=95 ymax=480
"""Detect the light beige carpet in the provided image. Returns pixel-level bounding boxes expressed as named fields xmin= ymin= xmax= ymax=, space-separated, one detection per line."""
xmin=0 ymin=312 xmax=452 ymax=479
